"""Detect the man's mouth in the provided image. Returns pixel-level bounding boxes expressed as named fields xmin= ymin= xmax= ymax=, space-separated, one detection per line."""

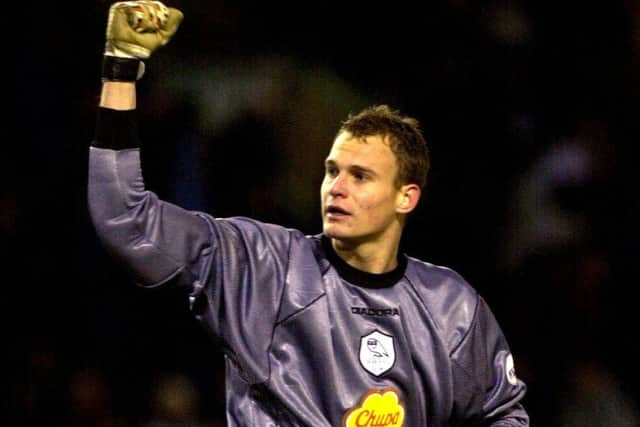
xmin=326 ymin=205 xmax=350 ymax=218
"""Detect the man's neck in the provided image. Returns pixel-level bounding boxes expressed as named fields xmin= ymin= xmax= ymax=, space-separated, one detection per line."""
xmin=331 ymin=235 xmax=401 ymax=274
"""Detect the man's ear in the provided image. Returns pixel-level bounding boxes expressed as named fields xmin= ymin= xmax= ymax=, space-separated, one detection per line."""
xmin=396 ymin=184 xmax=421 ymax=214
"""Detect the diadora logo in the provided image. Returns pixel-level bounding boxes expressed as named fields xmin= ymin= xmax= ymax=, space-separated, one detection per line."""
xmin=343 ymin=388 xmax=405 ymax=427
xmin=359 ymin=330 xmax=396 ymax=376
xmin=351 ymin=307 xmax=400 ymax=317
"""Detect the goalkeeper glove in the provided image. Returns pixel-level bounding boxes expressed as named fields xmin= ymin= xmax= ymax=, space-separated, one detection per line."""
xmin=102 ymin=1 xmax=183 ymax=82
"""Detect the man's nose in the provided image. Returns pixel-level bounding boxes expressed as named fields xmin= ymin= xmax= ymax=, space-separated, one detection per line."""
xmin=329 ymin=173 xmax=348 ymax=197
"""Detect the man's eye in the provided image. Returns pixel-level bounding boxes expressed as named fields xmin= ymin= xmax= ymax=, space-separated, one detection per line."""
xmin=326 ymin=167 xmax=338 ymax=177
xmin=354 ymin=172 xmax=367 ymax=181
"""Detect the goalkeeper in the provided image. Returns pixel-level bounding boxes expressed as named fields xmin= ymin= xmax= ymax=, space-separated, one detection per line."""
xmin=89 ymin=2 xmax=530 ymax=426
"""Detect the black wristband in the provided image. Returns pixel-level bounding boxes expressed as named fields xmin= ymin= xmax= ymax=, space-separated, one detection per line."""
xmin=92 ymin=107 xmax=140 ymax=150
xmin=101 ymin=55 xmax=144 ymax=82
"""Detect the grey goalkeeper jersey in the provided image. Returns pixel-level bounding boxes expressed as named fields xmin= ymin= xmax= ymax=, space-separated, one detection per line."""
xmin=88 ymin=112 xmax=528 ymax=426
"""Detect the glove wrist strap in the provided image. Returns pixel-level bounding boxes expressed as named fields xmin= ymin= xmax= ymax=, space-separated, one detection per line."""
xmin=101 ymin=55 xmax=145 ymax=82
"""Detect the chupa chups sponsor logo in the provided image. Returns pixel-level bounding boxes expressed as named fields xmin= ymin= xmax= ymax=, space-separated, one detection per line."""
xmin=343 ymin=388 xmax=405 ymax=427
xmin=351 ymin=307 xmax=400 ymax=317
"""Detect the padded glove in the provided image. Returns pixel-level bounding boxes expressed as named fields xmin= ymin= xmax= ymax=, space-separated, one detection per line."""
xmin=102 ymin=1 xmax=183 ymax=81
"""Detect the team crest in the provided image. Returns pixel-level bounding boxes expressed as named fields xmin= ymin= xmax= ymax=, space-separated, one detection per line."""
xmin=359 ymin=330 xmax=396 ymax=376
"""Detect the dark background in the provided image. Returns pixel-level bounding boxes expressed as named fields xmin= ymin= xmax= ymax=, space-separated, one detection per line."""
xmin=10 ymin=1 xmax=640 ymax=425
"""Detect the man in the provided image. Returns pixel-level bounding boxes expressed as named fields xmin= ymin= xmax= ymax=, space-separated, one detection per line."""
xmin=89 ymin=2 xmax=529 ymax=425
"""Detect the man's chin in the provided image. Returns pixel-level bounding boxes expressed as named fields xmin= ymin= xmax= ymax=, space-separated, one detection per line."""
xmin=323 ymin=225 xmax=348 ymax=240
xmin=323 ymin=225 xmax=360 ymax=243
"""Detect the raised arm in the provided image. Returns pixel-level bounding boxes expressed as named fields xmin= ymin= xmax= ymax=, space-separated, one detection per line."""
xmin=88 ymin=2 xmax=211 ymax=287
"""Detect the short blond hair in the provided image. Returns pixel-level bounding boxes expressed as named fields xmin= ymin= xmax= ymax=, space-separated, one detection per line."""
xmin=338 ymin=104 xmax=430 ymax=189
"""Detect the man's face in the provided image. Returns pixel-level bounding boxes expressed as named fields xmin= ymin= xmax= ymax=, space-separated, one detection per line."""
xmin=321 ymin=131 xmax=405 ymax=245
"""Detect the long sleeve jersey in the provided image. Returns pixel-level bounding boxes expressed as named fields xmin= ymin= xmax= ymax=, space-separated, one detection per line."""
xmin=88 ymin=108 xmax=529 ymax=426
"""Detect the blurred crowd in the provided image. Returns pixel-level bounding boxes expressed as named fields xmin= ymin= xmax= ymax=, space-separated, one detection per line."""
xmin=9 ymin=0 xmax=640 ymax=425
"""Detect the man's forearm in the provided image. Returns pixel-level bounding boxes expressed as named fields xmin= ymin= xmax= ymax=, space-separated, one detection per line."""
xmin=100 ymin=81 xmax=136 ymax=110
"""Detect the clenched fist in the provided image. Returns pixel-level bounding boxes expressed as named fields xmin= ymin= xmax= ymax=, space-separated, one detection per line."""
xmin=105 ymin=1 xmax=183 ymax=59
xmin=102 ymin=1 xmax=183 ymax=81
